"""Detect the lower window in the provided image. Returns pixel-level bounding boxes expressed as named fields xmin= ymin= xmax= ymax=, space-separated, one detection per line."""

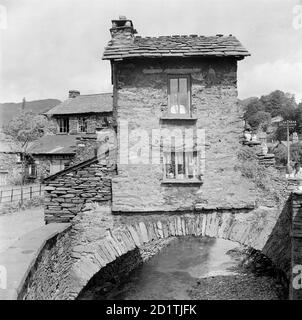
xmin=163 ymin=150 xmax=200 ymax=181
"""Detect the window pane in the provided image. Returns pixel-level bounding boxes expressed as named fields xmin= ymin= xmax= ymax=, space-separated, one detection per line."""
xmin=179 ymin=78 xmax=188 ymax=114
xmin=169 ymin=78 xmax=178 ymax=114
xmin=64 ymin=118 xmax=69 ymax=132
xmin=175 ymin=152 xmax=184 ymax=178
xmin=185 ymin=152 xmax=195 ymax=178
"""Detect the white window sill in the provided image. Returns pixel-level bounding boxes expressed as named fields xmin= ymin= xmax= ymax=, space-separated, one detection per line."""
xmin=160 ymin=117 xmax=197 ymax=121
xmin=161 ymin=179 xmax=202 ymax=185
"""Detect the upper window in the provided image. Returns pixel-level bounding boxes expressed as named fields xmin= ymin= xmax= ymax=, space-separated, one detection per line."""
xmin=168 ymin=75 xmax=191 ymax=117
xmin=78 ymin=117 xmax=88 ymax=133
xmin=58 ymin=118 xmax=69 ymax=133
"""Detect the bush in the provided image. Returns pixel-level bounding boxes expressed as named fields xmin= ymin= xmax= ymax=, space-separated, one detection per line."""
xmin=235 ymin=146 xmax=288 ymax=204
xmin=237 ymin=146 xmax=258 ymax=162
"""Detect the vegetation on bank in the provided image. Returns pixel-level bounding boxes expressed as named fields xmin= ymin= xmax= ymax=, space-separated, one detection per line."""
xmin=235 ymin=146 xmax=288 ymax=204
xmin=0 ymin=196 xmax=44 ymax=215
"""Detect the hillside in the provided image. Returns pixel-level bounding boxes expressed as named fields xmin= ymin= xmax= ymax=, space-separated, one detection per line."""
xmin=0 ymin=99 xmax=61 ymax=127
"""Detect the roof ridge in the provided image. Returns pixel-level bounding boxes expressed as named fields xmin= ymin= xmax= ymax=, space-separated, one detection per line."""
xmin=78 ymin=92 xmax=113 ymax=97
xmin=135 ymin=34 xmax=234 ymax=38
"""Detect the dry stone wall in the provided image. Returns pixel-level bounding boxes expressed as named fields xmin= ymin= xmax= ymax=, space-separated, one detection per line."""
xmin=44 ymin=159 xmax=116 ymax=223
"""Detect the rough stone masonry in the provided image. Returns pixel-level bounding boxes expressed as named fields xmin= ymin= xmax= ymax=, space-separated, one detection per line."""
xmin=102 ymin=17 xmax=255 ymax=214
xmin=44 ymin=157 xmax=115 ymax=223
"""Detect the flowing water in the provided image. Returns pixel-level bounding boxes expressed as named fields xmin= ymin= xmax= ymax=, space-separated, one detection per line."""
xmin=104 ymin=237 xmax=242 ymax=300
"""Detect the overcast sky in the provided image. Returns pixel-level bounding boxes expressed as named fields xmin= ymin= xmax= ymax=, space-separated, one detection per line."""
xmin=0 ymin=0 xmax=302 ymax=103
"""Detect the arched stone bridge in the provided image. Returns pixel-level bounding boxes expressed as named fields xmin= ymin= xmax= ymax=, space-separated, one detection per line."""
xmin=12 ymin=199 xmax=293 ymax=300
xmin=2 ymin=191 xmax=302 ymax=300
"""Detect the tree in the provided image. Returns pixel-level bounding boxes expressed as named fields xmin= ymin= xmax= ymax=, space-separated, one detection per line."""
xmin=243 ymin=90 xmax=300 ymax=136
xmin=260 ymin=90 xmax=297 ymax=118
xmin=3 ymin=111 xmax=56 ymax=183
xmin=248 ymin=111 xmax=271 ymax=131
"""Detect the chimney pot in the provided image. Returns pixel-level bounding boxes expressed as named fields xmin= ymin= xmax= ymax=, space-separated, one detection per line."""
xmin=69 ymin=90 xmax=80 ymax=98
xmin=110 ymin=16 xmax=136 ymax=45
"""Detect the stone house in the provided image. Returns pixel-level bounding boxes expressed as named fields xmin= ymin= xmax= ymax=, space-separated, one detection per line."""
xmin=27 ymin=91 xmax=114 ymax=181
xmin=0 ymin=137 xmax=23 ymax=185
xmin=44 ymin=16 xmax=256 ymax=222
xmin=102 ymin=16 xmax=253 ymax=213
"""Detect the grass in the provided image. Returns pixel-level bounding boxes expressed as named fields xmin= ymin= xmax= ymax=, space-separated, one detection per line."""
xmin=0 ymin=196 xmax=44 ymax=215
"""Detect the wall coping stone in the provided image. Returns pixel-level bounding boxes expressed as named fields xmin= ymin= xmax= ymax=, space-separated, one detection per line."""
xmin=0 ymin=223 xmax=71 ymax=300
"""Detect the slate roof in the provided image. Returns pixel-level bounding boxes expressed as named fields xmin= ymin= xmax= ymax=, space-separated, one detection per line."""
xmin=45 ymin=93 xmax=113 ymax=115
xmin=27 ymin=134 xmax=79 ymax=155
xmin=103 ymin=35 xmax=250 ymax=60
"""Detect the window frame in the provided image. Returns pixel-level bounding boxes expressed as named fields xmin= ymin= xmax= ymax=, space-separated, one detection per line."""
xmin=78 ymin=116 xmax=88 ymax=133
xmin=167 ymin=74 xmax=191 ymax=118
xmin=162 ymin=149 xmax=201 ymax=182
xmin=57 ymin=117 xmax=69 ymax=134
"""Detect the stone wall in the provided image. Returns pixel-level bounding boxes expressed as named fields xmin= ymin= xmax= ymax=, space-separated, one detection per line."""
xmin=0 ymin=152 xmax=22 ymax=185
xmin=44 ymin=158 xmax=116 ymax=223
xmin=19 ymin=225 xmax=73 ymax=300
xmin=31 ymin=154 xmax=73 ymax=181
xmin=112 ymin=57 xmax=257 ymax=213
xmin=290 ymin=191 xmax=302 ymax=300
xmin=0 ymin=223 xmax=71 ymax=300
xmin=73 ymin=136 xmax=98 ymax=165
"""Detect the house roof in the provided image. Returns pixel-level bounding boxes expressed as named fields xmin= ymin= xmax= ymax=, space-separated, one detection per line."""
xmin=102 ymin=35 xmax=250 ymax=60
xmin=45 ymin=93 xmax=113 ymax=115
xmin=27 ymin=134 xmax=79 ymax=155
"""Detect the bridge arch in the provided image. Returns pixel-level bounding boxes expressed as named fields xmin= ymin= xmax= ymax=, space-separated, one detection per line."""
xmin=68 ymin=204 xmax=290 ymax=299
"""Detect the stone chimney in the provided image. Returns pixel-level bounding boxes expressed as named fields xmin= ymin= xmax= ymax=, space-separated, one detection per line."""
xmin=69 ymin=90 xmax=80 ymax=98
xmin=110 ymin=16 xmax=137 ymax=45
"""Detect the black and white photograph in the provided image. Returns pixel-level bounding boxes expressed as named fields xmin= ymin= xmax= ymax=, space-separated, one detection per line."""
xmin=0 ymin=0 xmax=302 ymax=307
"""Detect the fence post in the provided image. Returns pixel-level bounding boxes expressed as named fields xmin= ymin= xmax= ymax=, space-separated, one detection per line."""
xmin=10 ymin=188 xmax=13 ymax=202
xmin=30 ymin=186 xmax=32 ymax=200
xmin=21 ymin=186 xmax=23 ymax=205
xmin=39 ymin=184 xmax=42 ymax=196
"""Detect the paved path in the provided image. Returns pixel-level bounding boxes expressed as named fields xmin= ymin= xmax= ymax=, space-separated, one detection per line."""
xmin=0 ymin=207 xmax=45 ymax=253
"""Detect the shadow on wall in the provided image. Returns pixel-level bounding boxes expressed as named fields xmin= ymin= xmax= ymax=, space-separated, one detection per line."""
xmin=290 ymin=193 xmax=302 ymax=300
xmin=76 ymin=247 xmax=144 ymax=300
xmin=262 ymin=198 xmax=292 ymax=293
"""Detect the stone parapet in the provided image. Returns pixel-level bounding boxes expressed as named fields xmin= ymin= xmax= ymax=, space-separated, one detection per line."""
xmin=290 ymin=191 xmax=302 ymax=300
